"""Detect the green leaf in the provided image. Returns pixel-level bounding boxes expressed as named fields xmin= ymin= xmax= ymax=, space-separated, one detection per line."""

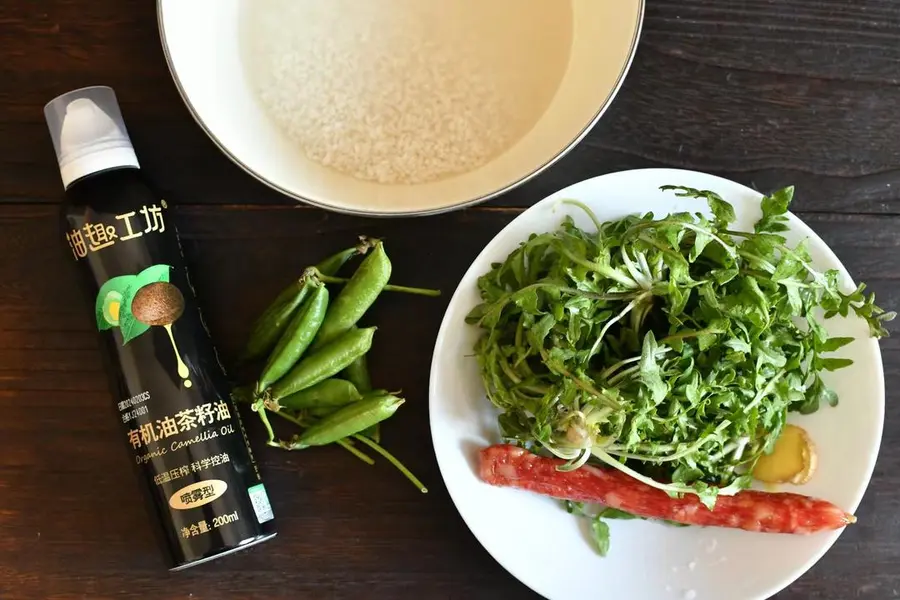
xmin=724 ymin=338 xmax=751 ymax=354
xmin=823 ymin=386 xmax=839 ymax=407
xmin=563 ymin=500 xmax=586 ymax=515
xmin=783 ymin=282 xmax=803 ymax=315
xmin=708 ymin=196 xmax=736 ymax=228
xmin=742 ymin=277 xmax=770 ymax=316
xmin=664 ymin=253 xmax=691 ymax=284
xmin=819 ymin=357 xmax=854 ymax=371
xmin=693 ymin=482 xmax=719 ymax=511
xmin=698 ymin=330 xmax=718 ymax=351
xmin=798 ymin=375 xmax=839 ymax=414
xmin=772 ymin=254 xmax=802 ymax=282
xmin=820 ymin=336 xmax=854 ymax=353
xmin=667 ymin=280 xmax=691 ymax=318
xmin=806 ymin=313 xmax=828 ymax=343
xmin=465 ymin=303 xmax=490 ymax=324
xmin=528 ymin=314 xmax=556 ymax=352
xmin=710 ymin=266 xmax=739 ymax=286
xmin=597 ymin=507 xmax=641 ymax=520
xmin=689 ymin=229 xmax=712 ymax=262
xmin=755 ymin=187 xmax=793 ymax=234
xmin=671 ymin=464 xmax=703 ymax=484
xmin=510 ymin=249 xmax=526 ymax=286
xmin=513 ymin=288 xmax=540 ymax=314
xmin=498 ymin=412 xmax=532 ymax=440
xmin=659 ymin=185 xmax=736 ymax=228
xmin=547 ymin=346 xmax=577 ymax=363
xmin=638 ymin=332 xmax=668 ymax=404
xmin=590 ymin=516 xmax=611 ymax=557
xmin=564 ymin=295 xmax=594 ymax=315
xmin=684 ymin=372 xmax=702 ymax=408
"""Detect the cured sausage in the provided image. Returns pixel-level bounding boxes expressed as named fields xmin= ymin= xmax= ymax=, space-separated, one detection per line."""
xmin=479 ymin=444 xmax=855 ymax=534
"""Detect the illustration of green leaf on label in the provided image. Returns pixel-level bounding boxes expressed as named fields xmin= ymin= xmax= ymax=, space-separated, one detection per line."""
xmin=134 ymin=264 xmax=172 ymax=289
xmin=95 ymin=275 xmax=136 ymax=331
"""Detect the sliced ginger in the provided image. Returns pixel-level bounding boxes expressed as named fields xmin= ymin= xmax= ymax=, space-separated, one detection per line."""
xmin=753 ymin=424 xmax=817 ymax=485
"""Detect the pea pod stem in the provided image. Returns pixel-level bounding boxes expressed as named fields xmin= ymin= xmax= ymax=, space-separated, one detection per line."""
xmin=312 ymin=270 xmax=440 ymax=297
xmin=352 ymin=434 xmax=428 ymax=493
xmin=251 ymin=398 xmax=277 ymax=444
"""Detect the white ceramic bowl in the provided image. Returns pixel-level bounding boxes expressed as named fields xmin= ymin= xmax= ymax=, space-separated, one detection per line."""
xmin=157 ymin=0 xmax=644 ymax=216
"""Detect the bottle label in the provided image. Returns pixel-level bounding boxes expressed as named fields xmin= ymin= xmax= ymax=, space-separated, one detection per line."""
xmin=63 ymin=178 xmax=274 ymax=569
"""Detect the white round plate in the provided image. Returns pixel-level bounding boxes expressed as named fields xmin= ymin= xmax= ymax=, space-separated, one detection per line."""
xmin=428 ymin=168 xmax=884 ymax=600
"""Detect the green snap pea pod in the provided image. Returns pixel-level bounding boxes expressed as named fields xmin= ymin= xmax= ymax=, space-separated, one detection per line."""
xmin=266 ymin=402 xmax=375 ymax=465
xmin=276 ymin=378 xmax=361 ymax=411
xmin=342 ymin=353 xmax=381 ymax=441
xmin=269 ymin=326 xmax=376 ymax=400
xmin=240 ymin=278 xmax=311 ymax=362
xmin=313 ymin=241 xmax=391 ymax=348
xmin=239 ymin=242 xmax=371 ymax=362
xmin=257 ymin=280 xmax=330 ymax=393
xmin=316 ymin=236 xmax=377 ymax=276
xmin=290 ymin=393 xmax=404 ymax=448
xmin=307 ymin=387 xmax=390 ymax=418
xmin=343 ymin=354 xmax=372 ymax=393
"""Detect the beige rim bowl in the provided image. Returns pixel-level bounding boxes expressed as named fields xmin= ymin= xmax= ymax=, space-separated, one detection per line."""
xmin=157 ymin=0 xmax=645 ymax=216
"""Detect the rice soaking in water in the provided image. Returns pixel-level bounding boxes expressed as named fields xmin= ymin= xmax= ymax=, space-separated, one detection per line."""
xmin=240 ymin=0 xmax=573 ymax=185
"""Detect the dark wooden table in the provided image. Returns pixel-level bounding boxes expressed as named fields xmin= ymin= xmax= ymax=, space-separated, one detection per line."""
xmin=2 ymin=1 xmax=899 ymax=598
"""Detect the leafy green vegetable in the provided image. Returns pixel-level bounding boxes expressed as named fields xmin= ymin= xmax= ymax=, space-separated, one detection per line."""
xmin=597 ymin=507 xmax=640 ymax=520
xmin=469 ymin=185 xmax=893 ymax=520
xmin=561 ymin=502 xmax=690 ymax=556
xmin=590 ymin=517 xmax=611 ymax=557
xmin=561 ymin=501 xmax=617 ymax=555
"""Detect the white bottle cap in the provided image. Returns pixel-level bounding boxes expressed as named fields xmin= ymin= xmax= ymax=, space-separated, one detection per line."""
xmin=44 ymin=86 xmax=140 ymax=189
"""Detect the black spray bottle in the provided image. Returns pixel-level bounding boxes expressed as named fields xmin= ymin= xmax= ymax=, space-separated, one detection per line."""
xmin=43 ymin=85 xmax=276 ymax=570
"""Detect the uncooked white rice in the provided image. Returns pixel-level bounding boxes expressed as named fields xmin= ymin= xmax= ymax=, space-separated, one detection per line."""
xmin=241 ymin=0 xmax=573 ymax=185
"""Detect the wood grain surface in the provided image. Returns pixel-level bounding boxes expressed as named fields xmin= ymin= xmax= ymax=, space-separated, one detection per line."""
xmin=1 ymin=1 xmax=899 ymax=599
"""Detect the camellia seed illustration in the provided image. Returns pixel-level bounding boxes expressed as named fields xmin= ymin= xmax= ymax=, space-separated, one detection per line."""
xmin=132 ymin=281 xmax=192 ymax=388
xmin=131 ymin=281 xmax=185 ymax=326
